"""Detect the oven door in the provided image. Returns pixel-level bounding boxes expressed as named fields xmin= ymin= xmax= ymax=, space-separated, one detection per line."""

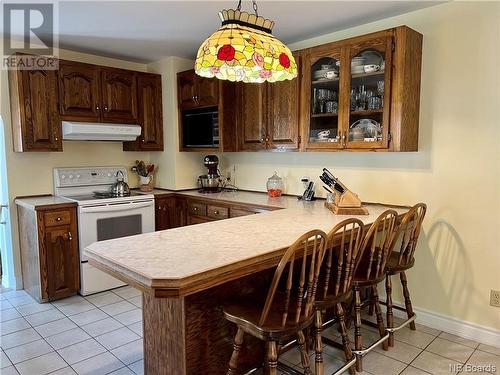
xmin=78 ymin=199 xmax=154 ymax=295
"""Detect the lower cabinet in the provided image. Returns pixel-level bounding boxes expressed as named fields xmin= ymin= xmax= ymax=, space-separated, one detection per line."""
xmin=154 ymin=195 xmax=274 ymax=230
xmin=155 ymin=196 xmax=187 ymax=231
xmin=16 ymin=203 xmax=80 ymax=302
xmin=185 ymin=198 xmax=272 ymax=225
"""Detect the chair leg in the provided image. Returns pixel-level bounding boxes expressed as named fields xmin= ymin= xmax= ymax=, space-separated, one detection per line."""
xmin=400 ymin=272 xmax=416 ymax=330
xmin=386 ymin=275 xmax=395 ymax=347
xmin=267 ymin=341 xmax=278 ymax=375
xmin=337 ymin=303 xmax=355 ymax=375
xmin=227 ymin=327 xmax=244 ymax=375
xmin=367 ymin=287 xmax=375 ymax=316
xmin=298 ymin=330 xmax=313 ymax=375
xmin=313 ymin=310 xmax=323 ymax=375
xmin=354 ymin=285 xmax=363 ymax=372
xmin=372 ymin=286 xmax=388 ymax=351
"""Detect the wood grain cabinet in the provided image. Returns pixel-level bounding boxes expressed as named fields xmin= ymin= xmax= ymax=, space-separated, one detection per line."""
xmin=237 ymin=52 xmax=301 ymax=151
xmin=9 ymin=56 xmax=164 ymax=152
xmin=58 ymin=61 xmax=101 ymax=122
xmin=8 ymin=57 xmax=61 ymax=152
xmin=123 ymin=73 xmax=163 ymax=151
xmin=155 ymin=196 xmax=187 ymax=231
xmin=100 ymin=68 xmax=137 ymax=123
xmin=301 ymin=26 xmax=422 ymax=152
xmin=16 ymin=203 xmax=80 ymax=302
xmin=178 ymin=70 xmax=219 ymax=110
xmin=185 ymin=198 xmax=272 ymax=225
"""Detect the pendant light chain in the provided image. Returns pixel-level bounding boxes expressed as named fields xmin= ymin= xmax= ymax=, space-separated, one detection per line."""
xmin=236 ymin=0 xmax=258 ymax=16
xmin=252 ymin=0 xmax=258 ymax=17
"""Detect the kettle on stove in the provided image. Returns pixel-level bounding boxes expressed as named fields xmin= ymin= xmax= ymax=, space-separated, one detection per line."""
xmin=109 ymin=170 xmax=131 ymax=197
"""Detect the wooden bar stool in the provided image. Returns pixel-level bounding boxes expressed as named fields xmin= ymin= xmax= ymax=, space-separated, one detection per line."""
xmin=313 ymin=218 xmax=366 ymax=375
xmin=351 ymin=209 xmax=398 ymax=372
xmin=385 ymin=203 xmax=427 ymax=347
xmin=223 ymin=229 xmax=328 ymax=375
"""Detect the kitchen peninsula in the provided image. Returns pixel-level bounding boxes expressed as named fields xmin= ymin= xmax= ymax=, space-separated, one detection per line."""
xmin=85 ymin=190 xmax=409 ymax=374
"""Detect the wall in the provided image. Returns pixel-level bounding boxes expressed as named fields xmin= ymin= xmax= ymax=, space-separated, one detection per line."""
xmin=0 ymin=47 xmax=151 ymax=288
xmin=218 ymin=1 xmax=499 ymax=332
xmin=147 ymin=57 xmax=206 ymax=189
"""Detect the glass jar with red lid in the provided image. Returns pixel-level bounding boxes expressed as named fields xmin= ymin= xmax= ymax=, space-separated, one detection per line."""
xmin=267 ymin=172 xmax=284 ymax=198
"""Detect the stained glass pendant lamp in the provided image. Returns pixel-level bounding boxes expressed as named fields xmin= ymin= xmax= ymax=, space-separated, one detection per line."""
xmin=194 ymin=0 xmax=297 ymax=83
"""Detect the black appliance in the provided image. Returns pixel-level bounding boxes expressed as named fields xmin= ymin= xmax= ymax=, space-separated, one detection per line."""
xmin=182 ymin=107 xmax=219 ymax=148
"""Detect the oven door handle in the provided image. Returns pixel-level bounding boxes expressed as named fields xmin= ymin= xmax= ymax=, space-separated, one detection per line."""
xmin=80 ymin=201 xmax=153 ymax=213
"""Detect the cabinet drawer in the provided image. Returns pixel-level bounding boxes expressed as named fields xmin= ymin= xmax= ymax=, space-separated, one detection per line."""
xmin=207 ymin=205 xmax=229 ymax=220
xmin=188 ymin=201 xmax=207 ymax=217
xmin=44 ymin=210 xmax=72 ymax=227
xmin=229 ymin=208 xmax=256 ymax=218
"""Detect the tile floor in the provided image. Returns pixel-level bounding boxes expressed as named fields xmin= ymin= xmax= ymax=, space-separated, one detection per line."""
xmin=1 ymin=286 xmax=498 ymax=375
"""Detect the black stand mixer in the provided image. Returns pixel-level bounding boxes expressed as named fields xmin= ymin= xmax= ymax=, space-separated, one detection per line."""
xmin=198 ymin=155 xmax=222 ymax=193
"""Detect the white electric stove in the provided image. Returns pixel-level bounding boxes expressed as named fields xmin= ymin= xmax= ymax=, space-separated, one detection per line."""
xmin=54 ymin=166 xmax=155 ymax=296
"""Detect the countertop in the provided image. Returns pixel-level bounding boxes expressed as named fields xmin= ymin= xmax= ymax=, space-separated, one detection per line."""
xmin=143 ymin=188 xmax=300 ymax=209
xmin=15 ymin=195 xmax=75 ymax=210
xmin=85 ymin=190 xmax=409 ymax=296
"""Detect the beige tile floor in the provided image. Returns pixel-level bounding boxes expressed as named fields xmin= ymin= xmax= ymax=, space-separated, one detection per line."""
xmin=1 ymin=286 xmax=498 ymax=375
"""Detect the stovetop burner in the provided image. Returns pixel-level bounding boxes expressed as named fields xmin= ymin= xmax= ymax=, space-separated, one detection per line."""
xmin=64 ymin=191 xmax=144 ymax=202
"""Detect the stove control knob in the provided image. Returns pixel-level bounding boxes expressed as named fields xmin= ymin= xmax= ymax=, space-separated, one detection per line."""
xmin=61 ymin=175 xmax=66 ymax=179
xmin=107 ymin=173 xmax=112 ymax=177
xmin=69 ymin=175 xmax=73 ymax=179
xmin=76 ymin=174 xmax=81 ymax=179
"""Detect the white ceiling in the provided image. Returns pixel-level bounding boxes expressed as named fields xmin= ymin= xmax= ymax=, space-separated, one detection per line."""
xmin=35 ymin=1 xmax=441 ymax=62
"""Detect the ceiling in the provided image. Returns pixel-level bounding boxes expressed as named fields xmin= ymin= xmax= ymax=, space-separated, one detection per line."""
xmin=21 ymin=1 xmax=442 ymax=63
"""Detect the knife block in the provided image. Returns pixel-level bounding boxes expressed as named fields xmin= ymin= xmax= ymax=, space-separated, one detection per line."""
xmin=325 ymin=188 xmax=368 ymax=215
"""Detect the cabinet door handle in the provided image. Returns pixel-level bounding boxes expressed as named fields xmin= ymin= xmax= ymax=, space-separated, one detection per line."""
xmin=157 ymin=205 xmax=162 ymax=210
xmin=104 ymin=106 xmax=109 ymax=112
xmin=142 ymin=139 xmax=145 ymax=143
xmin=265 ymin=137 xmax=270 ymax=143
xmin=67 ymin=231 xmax=73 ymax=241
xmin=56 ymin=217 xmax=62 ymax=221
xmin=260 ymin=138 xmax=265 ymax=143
xmin=213 ymin=210 xmax=219 ymax=215
xmin=96 ymin=105 xmax=100 ymax=111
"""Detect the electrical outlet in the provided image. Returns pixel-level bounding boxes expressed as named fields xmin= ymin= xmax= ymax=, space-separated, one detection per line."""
xmin=490 ymin=290 xmax=500 ymax=308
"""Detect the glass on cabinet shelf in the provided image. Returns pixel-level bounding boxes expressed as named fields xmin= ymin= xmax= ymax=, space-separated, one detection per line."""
xmin=309 ymin=56 xmax=341 ymax=144
xmin=348 ymin=49 xmax=386 ymax=144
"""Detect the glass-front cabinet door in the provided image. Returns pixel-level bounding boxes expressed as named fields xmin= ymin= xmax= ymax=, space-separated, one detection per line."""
xmin=304 ymin=48 xmax=344 ymax=149
xmin=346 ymin=36 xmax=392 ymax=149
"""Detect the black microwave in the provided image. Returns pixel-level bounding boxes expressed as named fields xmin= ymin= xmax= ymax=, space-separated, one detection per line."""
xmin=182 ymin=107 xmax=219 ymax=148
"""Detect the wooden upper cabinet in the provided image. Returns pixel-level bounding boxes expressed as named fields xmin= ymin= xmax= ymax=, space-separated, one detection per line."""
xmin=178 ymin=70 xmax=220 ymax=109
xmin=124 ymin=73 xmax=163 ymax=151
xmin=197 ymin=77 xmax=219 ymax=107
xmin=236 ymin=52 xmax=300 ymax=151
xmin=9 ymin=61 xmax=61 ymax=152
xmin=100 ymin=68 xmax=137 ymax=123
xmin=178 ymin=70 xmax=198 ymax=109
xmin=301 ymin=26 xmax=422 ymax=152
xmin=58 ymin=61 xmax=100 ymax=121
xmin=237 ymin=83 xmax=267 ymax=151
xmin=267 ymin=52 xmax=300 ymax=150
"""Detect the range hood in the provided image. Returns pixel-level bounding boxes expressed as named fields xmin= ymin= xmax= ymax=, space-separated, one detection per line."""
xmin=62 ymin=121 xmax=141 ymax=141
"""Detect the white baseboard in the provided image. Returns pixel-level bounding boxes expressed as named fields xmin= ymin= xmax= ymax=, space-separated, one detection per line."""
xmin=384 ymin=301 xmax=500 ymax=348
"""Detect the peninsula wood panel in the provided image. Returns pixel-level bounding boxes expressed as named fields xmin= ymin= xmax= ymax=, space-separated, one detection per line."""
xmin=58 ymin=61 xmax=101 ymax=122
xmin=9 ymin=59 xmax=61 ymax=152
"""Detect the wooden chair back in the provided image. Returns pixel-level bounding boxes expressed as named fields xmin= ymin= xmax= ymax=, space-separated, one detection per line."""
xmin=320 ymin=218 xmax=366 ymax=301
xmin=356 ymin=209 xmax=398 ymax=282
xmin=259 ymin=229 xmax=328 ymax=327
xmin=390 ymin=203 xmax=427 ymax=267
